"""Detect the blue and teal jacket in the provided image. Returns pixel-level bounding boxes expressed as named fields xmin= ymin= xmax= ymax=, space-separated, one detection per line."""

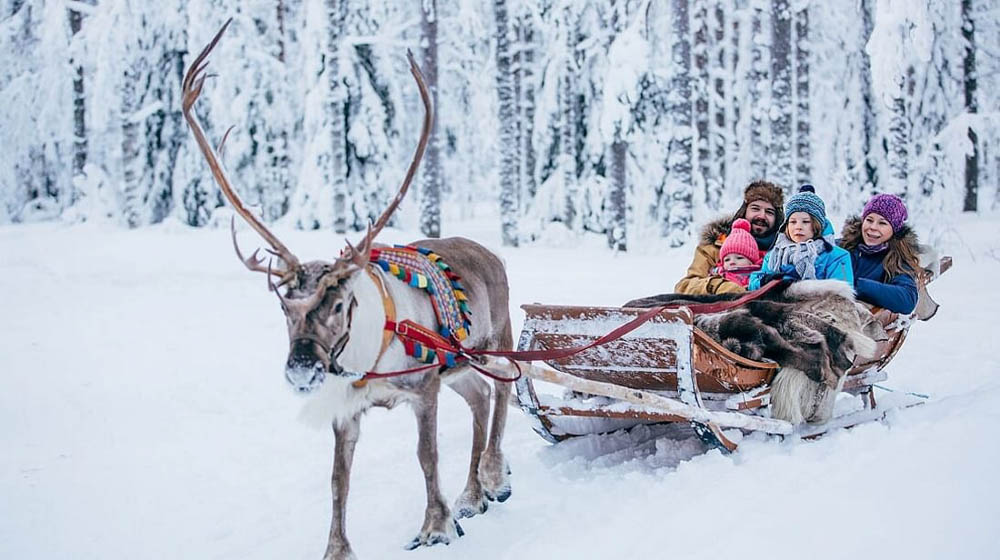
xmin=749 ymin=220 xmax=854 ymax=290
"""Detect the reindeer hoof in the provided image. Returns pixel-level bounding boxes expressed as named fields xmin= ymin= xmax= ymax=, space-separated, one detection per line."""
xmin=403 ymin=520 xmax=464 ymax=550
xmin=454 ymin=484 xmax=490 ymax=519
xmin=485 ymin=485 xmax=512 ymax=503
xmin=454 ymin=494 xmax=488 ymax=519
xmin=482 ymin=458 xmax=512 ymax=503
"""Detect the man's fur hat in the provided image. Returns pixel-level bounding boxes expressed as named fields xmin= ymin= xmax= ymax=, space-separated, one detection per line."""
xmin=739 ymin=180 xmax=785 ymax=217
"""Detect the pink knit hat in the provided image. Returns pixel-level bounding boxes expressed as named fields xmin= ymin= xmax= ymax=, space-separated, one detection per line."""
xmin=719 ymin=219 xmax=762 ymax=265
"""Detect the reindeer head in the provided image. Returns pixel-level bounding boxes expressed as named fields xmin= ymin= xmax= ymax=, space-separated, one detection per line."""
xmin=275 ymin=259 xmax=365 ymax=391
xmin=181 ymin=20 xmax=432 ymax=393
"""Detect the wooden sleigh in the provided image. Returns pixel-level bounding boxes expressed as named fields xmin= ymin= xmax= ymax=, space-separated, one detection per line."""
xmin=514 ymin=257 xmax=952 ymax=452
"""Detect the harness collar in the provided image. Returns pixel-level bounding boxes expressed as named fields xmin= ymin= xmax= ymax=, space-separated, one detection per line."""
xmin=351 ymin=266 xmax=396 ymax=387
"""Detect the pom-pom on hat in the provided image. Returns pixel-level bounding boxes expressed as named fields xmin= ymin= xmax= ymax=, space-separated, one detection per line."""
xmin=862 ymin=193 xmax=908 ymax=233
xmin=719 ymin=219 xmax=762 ymax=265
xmin=783 ymin=184 xmax=827 ymax=224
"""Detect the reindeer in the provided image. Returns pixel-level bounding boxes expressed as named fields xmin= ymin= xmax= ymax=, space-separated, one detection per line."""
xmin=182 ymin=21 xmax=513 ymax=560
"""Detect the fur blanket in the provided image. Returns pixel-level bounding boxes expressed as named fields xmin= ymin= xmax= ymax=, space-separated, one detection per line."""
xmin=624 ymin=280 xmax=884 ymax=424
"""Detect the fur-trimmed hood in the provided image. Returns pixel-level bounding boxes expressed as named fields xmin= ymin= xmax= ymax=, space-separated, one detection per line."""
xmin=701 ymin=214 xmax=780 ymax=250
xmin=839 ymin=216 xmax=919 ymax=255
xmin=700 ymin=216 xmax=734 ymax=246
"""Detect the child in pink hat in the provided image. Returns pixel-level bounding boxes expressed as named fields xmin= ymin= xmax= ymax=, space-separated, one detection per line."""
xmin=711 ymin=219 xmax=763 ymax=288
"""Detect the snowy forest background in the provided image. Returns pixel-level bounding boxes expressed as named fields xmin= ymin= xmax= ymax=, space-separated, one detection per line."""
xmin=2 ymin=0 xmax=998 ymax=250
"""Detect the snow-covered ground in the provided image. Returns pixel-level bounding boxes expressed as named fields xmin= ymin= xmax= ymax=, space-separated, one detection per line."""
xmin=3 ymin=215 xmax=999 ymax=560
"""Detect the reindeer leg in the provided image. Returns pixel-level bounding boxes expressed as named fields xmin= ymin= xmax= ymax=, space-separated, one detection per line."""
xmin=405 ymin=374 xmax=462 ymax=550
xmin=324 ymin=414 xmax=361 ymax=560
xmin=447 ymin=373 xmax=491 ymax=519
xmin=481 ymin=378 xmax=512 ymax=502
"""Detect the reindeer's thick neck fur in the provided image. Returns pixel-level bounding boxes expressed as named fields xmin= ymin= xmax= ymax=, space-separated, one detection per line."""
xmin=299 ymin=265 xmax=440 ymax=428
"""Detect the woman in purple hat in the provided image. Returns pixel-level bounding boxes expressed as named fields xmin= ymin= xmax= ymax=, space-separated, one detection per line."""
xmin=838 ymin=194 xmax=921 ymax=314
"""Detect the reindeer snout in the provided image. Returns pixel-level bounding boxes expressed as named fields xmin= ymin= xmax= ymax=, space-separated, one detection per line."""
xmin=287 ymin=339 xmax=325 ymax=369
xmin=286 ymin=339 xmax=327 ymax=393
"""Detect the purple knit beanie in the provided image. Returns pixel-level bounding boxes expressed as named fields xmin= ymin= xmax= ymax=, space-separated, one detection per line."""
xmin=862 ymin=194 xmax=908 ymax=232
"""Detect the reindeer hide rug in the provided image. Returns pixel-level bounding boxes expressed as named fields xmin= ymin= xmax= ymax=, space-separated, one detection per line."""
xmin=624 ymin=280 xmax=884 ymax=391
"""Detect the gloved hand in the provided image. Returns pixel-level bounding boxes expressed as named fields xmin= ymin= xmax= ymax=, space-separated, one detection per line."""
xmin=777 ymin=264 xmax=801 ymax=281
xmin=758 ymin=265 xmax=799 ymax=284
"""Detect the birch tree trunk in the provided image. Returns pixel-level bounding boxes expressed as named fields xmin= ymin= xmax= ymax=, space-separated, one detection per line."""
xmin=494 ymin=0 xmax=518 ymax=246
xmin=517 ymin=9 xmax=537 ymax=203
xmin=709 ymin=0 xmax=726 ymax=211
xmin=68 ymin=3 xmax=93 ymax=180
xmin=793 ymin=5 xmax=810 ymax=185
xmin=326 ymin=0 xmax=349 ymax=233
xmin=420 ymin=0 xmax=442 ymax=237
xmin=962 ymin=0 xmax=978 ymax=212
xmin=859 ymin=0 xmax=878 ymax=192
xmin=692 ymin=0 xmax=712 ymax=208
xmin=121 ymin=57 xmax=145 ymax=228
xmin=770 ymin=0 xmax=792 ymax=187
xmin=609 ymin=136 xmax=627 ymax=250
xmin=607 ymin=0 xmax=627 ymax=251
xmin=560 ymin=5 xmax=578 ymax=231
xmin=885 ymin=68 xmax=913 ymax=197
xmin=664 ymin=0 xmax=692 ymax=247
xmin=748 ymin=1 xmax=768 ymax=178
xmin=730 ymin=4 xmax=742 ymax=185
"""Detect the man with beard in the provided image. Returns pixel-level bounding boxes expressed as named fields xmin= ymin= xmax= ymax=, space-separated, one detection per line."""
xmin=674 ymin=180 xmax=785 ymax=294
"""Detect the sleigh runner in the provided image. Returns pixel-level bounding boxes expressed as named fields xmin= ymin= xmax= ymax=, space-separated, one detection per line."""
xmin=514 ymin=256 xmax=952 ymax=451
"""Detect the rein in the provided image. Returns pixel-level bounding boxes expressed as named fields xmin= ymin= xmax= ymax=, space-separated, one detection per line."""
xmin=349 ymin=270 xmax=781 ymax=386
xmin=461 ymin=279 xmax=784 ymax=363
xmin=350 ymin=266 xmax=522 ymax=387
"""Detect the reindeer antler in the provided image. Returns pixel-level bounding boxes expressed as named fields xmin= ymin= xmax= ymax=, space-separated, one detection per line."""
xmin=342 ymin=50 xmax=434 ymax=264
xmin=182 ymin=19 xmax=300 ymax=283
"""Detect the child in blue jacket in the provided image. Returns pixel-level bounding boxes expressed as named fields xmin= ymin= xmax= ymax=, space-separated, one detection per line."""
xmin=749 ymin=185 xmax=853 ymax=290
xmin=837 ymin=193 xmax=920 ymax=314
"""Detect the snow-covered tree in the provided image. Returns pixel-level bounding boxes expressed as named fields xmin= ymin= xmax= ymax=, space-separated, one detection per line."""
xmin=494 ymin=0 xmax=519 ymax=246
xmin=662 ymin=0 xmax=693 ymax=247
xmin=793 ymin=3 xmax=810 ymax=185
xmin=748 ymin=0 xmax=769 ymax=179
xmin=769 ymin=0 xmax=793 ymax=187
xmin=0 ymin=0 xmax=73 ymax=223
xmin=3 ymin=0 xmax=1000 ymax=247
xmin=559 ymin=3 xmax=579 ymax=232
xmin=707 ymin=0 xmax=728 ymax=213
xmin=68 ymin=1 xmax=95 ymax=180
xmin=962 ymin=0 xmax=978 ymax=212
xmin=419 ymin=0 xmax=442 ymax=237
xmin=693 ymin=0 xmax=712 ymax=209
xmin=514 ymin=4 xmax=538 ymax=209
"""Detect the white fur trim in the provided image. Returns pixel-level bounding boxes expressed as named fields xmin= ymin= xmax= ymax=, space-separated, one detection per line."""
xmin=785 ymin=279 xmax=856 ymax=301
xmin=849 ymin=330 xmax=878 ymax=361
xmin=770 ymin=366 xmax=848 ymax=425
xmin=770 ymin=368 xmax=812 ymax=424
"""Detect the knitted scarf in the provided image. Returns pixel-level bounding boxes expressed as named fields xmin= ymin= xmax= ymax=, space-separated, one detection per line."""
xmin=767 ymin=234 xmax=831 ymax=280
